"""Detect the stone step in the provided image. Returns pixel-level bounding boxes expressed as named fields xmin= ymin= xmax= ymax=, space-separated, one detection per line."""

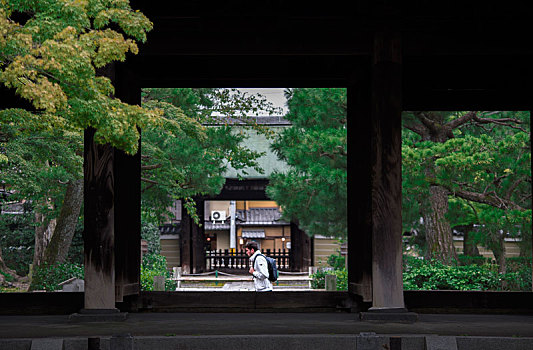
xmin=31 ymin=339 xmax=63 ymax=350
xmin=2 ymin=335 xmax=532 ymax=350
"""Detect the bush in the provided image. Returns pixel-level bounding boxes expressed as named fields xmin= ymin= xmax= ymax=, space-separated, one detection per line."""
xmin=402 ymin=257 xmax=532 ymax=291
xmin=140 ymin=253 xmax=176 ymax=291
xmin=0 ymin=213 xmax=84 ymax=275
xmin=327 ymin=254 xmax=345 ymax=270
xmin=0 ymin=213 xmax=35 ymax=276
xmin=311 ymin=253 xmax=348 ymax=291
xmin=456 ymin=255 xmax=491 ymax=266
xmin=31 ymin=262 xmax=84 ymax=291
xmin=0 ymin=270 xmax=15 ymax=283
xmin=141 ymin=222 xmax=161 ymax=255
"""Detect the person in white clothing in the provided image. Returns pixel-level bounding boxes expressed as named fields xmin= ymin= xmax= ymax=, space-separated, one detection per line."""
xmin=245 ymin=241 xmax=273 ymax=292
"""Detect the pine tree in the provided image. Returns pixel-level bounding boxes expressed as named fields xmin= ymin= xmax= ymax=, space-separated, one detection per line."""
xmin=402 ymin=111 xmax=531 ymax=265
xmin=267 ymin=88 xmax=347 ymax=239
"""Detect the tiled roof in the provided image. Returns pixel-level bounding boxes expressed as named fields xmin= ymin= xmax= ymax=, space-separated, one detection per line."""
xmin=159 ymin=223 xmax=181 ymax=235
xmin=236 ymin=208 xmax=289 ymax=225
xmin=204 ymin=207 xmax=289 ymax=231
xmin=204 ymin=220 xmax=231 ymax=230
xmin=242 ymin=229 xmax=266 ymax=238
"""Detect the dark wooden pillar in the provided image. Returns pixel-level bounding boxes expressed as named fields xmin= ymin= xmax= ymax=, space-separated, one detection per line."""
xmin=369 ymin=31 xmax=405 ymax=310
xmin=180 ymin=201 xmax=191 ymax=274
xmin=114 ymin=64 xmax=141 ymax=301
xmin=348 ymin=59 xmax=373 ymax=303
xmin=83 ymin=63 xmax=141 ymax=310
xmin=83 ymin=128 xmax=116 ymax=310
xmin=191 ymin=198 xmax=206 ymax=273
xmin=181 ymin=198 xmax=206 ymax=274
xmin=290 ymin=222 xmax=312 ymax=272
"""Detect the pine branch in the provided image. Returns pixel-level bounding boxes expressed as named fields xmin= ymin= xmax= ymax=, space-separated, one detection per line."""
xmin=446 ymin=111 xmax=477 ymax=129
xmin=403 ymin=120 xmax=427 ymax=136
xmin=141 ymin=163 xmax=162 ymax=170
xmin=472 ymin=113 xmax=528 ymax=133
xmin=442 ymin=184 xmax=524 ymax=211
xmin=141 ymin=177 xmax=158 ymax=185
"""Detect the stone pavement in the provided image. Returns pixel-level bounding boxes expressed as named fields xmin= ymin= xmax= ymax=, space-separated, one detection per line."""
xmin=177 ymin=281 xmax=310 ymax=291
xmin=0 ymin=313 xmax=532 ymax=349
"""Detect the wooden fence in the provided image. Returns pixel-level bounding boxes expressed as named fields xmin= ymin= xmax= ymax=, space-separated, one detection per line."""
xmin=205 ymin=249 xmax=290 ymax=271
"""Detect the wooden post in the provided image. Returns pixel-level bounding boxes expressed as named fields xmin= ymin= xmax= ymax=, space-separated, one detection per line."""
xmin=83 ymin=128 xmax=116 ymax=310
xmin=348 ymin=60 xmax=374 ymax=303
xmin=80 ymin=62 xmax=140 ymax=317
xmin=290 ymin=222 xmax=312 ymax=272
xmin=180 ymin=198 xmax=205 ymax=274
xmin=174 ymin=266 xmax=182 ymax=289
xmin=191 ymin=198 xmax=205 ymax=273
xmin=113 ymin=64 xmax=141 ymax=303
xmin=369 ymin=30 xmax=405 ymax=311
xmin=180 ymin=201 xmax=192 ymax=274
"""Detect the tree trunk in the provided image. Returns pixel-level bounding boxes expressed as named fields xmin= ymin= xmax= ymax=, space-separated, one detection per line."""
xmin=424 ymin=185 xmax=457 ymax=264
xmin=490 ymin=230 xmax=507 ymax=275
xmin=42 ymin=179 xmax=84 ymax=265
xmin=32 ymin=212 xmax=56 ymax=268
xmin=463 ymin=224 xmax=481 ymax=257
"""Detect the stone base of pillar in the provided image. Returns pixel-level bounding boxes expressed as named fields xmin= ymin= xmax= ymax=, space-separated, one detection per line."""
xmin=359 ymin=307 xmax=418 ymax=323
xmin=69 ymin=308 xmax=128 ymax=322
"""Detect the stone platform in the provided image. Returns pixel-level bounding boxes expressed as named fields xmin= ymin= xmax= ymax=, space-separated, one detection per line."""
xmin=0 ymin=313 xmax=533 ymax=349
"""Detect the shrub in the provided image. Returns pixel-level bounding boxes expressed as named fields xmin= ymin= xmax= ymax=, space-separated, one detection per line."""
xmin=140 ymin=253 xmax=176 ymax=291
xmin=310 ymin=268 xmax=348 ymax=291
xmin=311 ymin=253 xmax=348 ymax=291
xmin=327 ymin=254 xmax=345 ymax=270
xmin=0 ymin=213 xmax=35 ymax=276
xmin=31 ymin=262 xmax=84 ymax=291
xmin=402 ymin=257 xmax=532 ymax=291
xmin=456 ymin=255 xmax=491 ymax=266
xmin=0 ymin=270 xmax=15 ymax=283
xmin=141 ymin=222 xmax=161 ymax=255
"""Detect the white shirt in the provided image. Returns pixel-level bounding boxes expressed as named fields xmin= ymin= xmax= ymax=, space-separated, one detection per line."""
xmin=250 ymin=250 xmax=273 ymax=291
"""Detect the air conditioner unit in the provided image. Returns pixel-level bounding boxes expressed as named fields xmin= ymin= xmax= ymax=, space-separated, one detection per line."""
xmin=211 ymin=210 xmax=226 ymax=222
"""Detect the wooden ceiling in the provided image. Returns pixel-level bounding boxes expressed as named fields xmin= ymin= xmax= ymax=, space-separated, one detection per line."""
xmin=126 ymin=1 xmax=532 ymax=110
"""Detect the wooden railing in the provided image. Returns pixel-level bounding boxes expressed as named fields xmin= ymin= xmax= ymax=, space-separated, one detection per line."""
xmin=205 ymin=249 xmax=290 ymax=271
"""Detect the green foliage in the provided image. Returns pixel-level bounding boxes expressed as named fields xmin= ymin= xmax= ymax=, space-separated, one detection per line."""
xmin=140 ymin=253 xmax=176 ymax=291
xmin=0 ymin=270 xmax=14 ymax=282
xmin=402 ymin=111 xmax=531 ymax=262
xmin=1 ymin=0 xmax=157 ymax=155
xmin=456 ymin=254 xmax=491 ymax=266
xmin=141 ymin=222 xmax=161 ymax=255
xmin=327 ymin=253 xmax=345 ymax=271
xmin=1 ymin=0 xmax=156 ymax=272
xmin=65 ymin=218 xmax=84 ymax=264
xmin=402 ymin=256 xmax=532 ymax=291
xmin=0 ymin=125 xmax=83 ymax=226
xmin=0 ymin=213 xmax=35 ymax=275
xmin=311 ymin=253 xmax=348 ymax=291
xmin=267 ymin=88 xmax=347 ymax=239
xmin=140 ymin=88 xmax=276 ymax=223
xmin=30 ymin=262 xmax=83 ymax=291
xmin=0 ymin=212 xmax=84 ymax=274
